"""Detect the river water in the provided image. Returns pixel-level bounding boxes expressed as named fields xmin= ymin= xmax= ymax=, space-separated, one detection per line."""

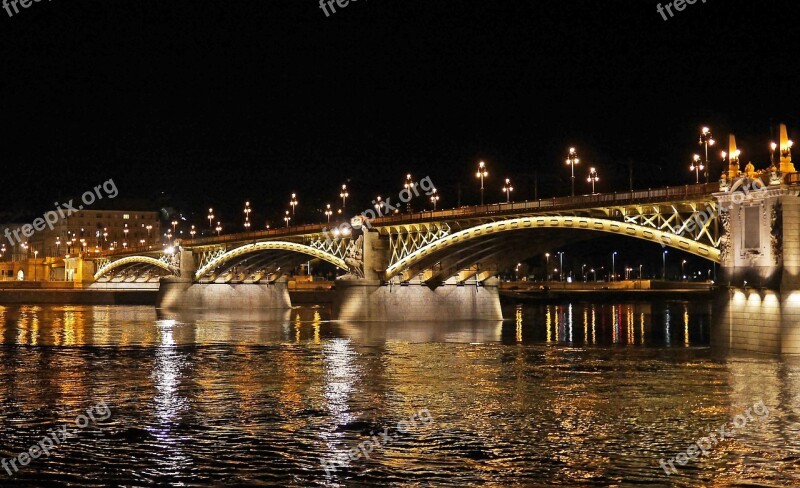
xmin=0 ymin=301 xmax=798 ymax=487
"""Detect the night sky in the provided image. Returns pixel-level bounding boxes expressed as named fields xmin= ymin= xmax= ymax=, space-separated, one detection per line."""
xmin=2 ymin=0 xmax=798 ymax=272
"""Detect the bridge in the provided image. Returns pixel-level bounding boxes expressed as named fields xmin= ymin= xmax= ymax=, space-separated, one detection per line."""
xmin=72 ymin=127 xmax=800 ymax=354
xmin=92 ymin=183 xmax=721 ymax=286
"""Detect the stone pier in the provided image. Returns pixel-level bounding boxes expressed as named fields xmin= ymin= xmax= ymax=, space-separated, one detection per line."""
xmin=332 ymin=279 xmax=503 ymax=321
xmin=713 ymin=129 xmax=800 ymax=355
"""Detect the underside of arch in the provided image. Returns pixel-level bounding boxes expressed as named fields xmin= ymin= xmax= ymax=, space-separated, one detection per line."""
xmin=385 ymin=216 xmax=720 ymax=281
xmin=94 ymin=256 xmax=175 ymax=281
xmin=194 ymin=241 xmax=348 ymax=281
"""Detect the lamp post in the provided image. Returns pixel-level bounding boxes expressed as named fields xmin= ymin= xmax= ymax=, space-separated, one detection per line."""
xmin=476 ymin=161 xmax=488 ymax=205
xmin=33 ymin=248 xmax=38 ymax=281
xmin=502 ymin=178 xmax=513 ymax=203
xmin=582 ymin=264 xmax=587 ymax=282
xmin=587 ymin=167 xmax=599 ymax=194
xmin=545 ymin=252 xmax=550 ymax=281
xmin=404 ymin=174 xmax=414 ymax=212
xmin=244 ymin=201 xmax=252 ymax=229
xmin=215 ymin=222 xmax=222 ymax=236
xmin=663 ymin=250 xmax=668 ymax=280
xmin=781 ymin=139 xmax=794 ymax=159
xmin=171 ymin=220 xmax=178 ymax=235
xmin=325 ymin=204 xmax=333 ymax=223
xmin=284 ymin=210 xmax=291 ymax=228
xmin=290 ymin=193 xmax=298 ymax=217
xmin=430 ymin=188 xmax=440 ymax=210
xmin=771 ymin=142 xmax=778 ymax=166
xmin=340 ymin=184 xmax=348 ymax=213
xmin=190 ymin=225 xmax=196 ymax=239
xmin=698 ymin=127 xmax=715 ymax=183
xmin=557 ymin=251 xmax=564 ymax=282
xmin=611 ymin=251 xmax=617 ymax=282
xmin=566 ymin=147 xmax=579 ymax=197
xmin=208 ymin=208 xmax=214 ymax=229
xmin=682 ymin=259 xmax=687 ymax=280
xmin=690 ymin=154 xmax=704 ymax=183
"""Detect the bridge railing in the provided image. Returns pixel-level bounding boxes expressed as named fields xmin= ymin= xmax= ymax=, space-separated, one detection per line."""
xmin=370 ymin=183 xmax=718 ymax=225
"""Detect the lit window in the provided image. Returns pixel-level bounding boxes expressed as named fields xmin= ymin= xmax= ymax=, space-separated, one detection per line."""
xmin=123 ymin=214 xmax=130 ymax=220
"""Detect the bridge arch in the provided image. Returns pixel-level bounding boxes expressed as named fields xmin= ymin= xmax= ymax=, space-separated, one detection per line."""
xmin=94 ymin=256 xmax=176 ymax=281
xmin=194 ymin=241 xmax=348 ymax=280
xmin=384 ymin=216 xmax=720 ymax=280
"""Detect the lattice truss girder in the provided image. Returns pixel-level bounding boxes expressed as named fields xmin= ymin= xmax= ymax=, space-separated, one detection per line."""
xmin=620 ymin=202 xmax=719 ymax=247
xmin=385 ymin=223 xmax=451 ymax=266
xmin=195 ymin=246 xmax=228 ymax=271
xmin=306 ymin=236 xmax=351 ymax=261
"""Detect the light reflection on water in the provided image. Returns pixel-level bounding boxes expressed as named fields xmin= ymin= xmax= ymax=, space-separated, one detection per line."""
xmin=512 ymin=301 xmax=710 ymax=347
xmin=0 ymin=302 xmax=797 ymax=487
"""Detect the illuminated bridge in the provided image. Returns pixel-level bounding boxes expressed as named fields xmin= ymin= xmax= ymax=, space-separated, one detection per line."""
xmin=92 ymin=183 xmax=722 ymax=287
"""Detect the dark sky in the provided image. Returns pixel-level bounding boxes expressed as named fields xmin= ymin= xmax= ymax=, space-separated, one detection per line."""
xmin=2 ymin=0 xmax=799 ymax=227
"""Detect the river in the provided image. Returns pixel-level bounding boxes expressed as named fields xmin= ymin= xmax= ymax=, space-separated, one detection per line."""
xmin=0 ymin=301 xmax=798 ymax=486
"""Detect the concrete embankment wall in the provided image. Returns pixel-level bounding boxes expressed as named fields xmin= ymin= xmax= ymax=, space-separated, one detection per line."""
xmin=156 ymin=279 xmax=292 ymax=310
xmin=333 ymin=280 xmax=503 ymax=321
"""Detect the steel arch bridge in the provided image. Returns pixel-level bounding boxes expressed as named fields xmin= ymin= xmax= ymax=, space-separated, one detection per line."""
xmin=90 ymin=183 xmax=722 ymax=284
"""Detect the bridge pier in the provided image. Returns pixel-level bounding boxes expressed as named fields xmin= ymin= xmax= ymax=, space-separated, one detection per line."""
xmin=155 ymin=248 xmax=293 ymax=310
xmin=332 ymin=279 xmax=503 ymax=321
xmin=157 ymin=277 xmax=292 ymax=310
xmin=713 ymin=156 xmax=800 ymax=354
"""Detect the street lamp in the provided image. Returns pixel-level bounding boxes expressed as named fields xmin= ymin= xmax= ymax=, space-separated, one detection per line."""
xmin=325 ymin=204 xmax=333 ymax=223
xmin=698 ymin=127 xmax=715 ymax=183
xmin=244 ymin=201 xmax=252 ymax=229
xmin=33 ymin=248 xmax=38 ymax=281
xmin=340 ymin=184 xmax=348 ymax=212
xmin=216 ymin=222 xmax=222 ymax=236
xmin=557 ymin=251 xmax=564 ymax=282
xmin=430 ymin=188 xmax=440 ymax=210
xmin=502 ymin=178 xmax=513 ymax=203
xmin=771 ymin=142 xmax=778 ymax=166
xmin=171 ymin=220 xmax=178 ymax=234
xmin=190 ymin=225 xmax=196 ymax=238
xmin=208 ymin=208 xmax=214 ymax=229
xmin=781 ymin=139 xmax=794 ymax=159
xmin=545 ymin=252 xmax=551 ymax=281
xmin=731 ymin=149 xmax=742 ymax=175
xmin=284 ymin=210 xmax=291 ymax=228
xmin=566 ymin=147 xmax=579 ymax=197
xmin=587 ymin=167 xmax=599 ymax=194
xmin=690 ymin=154 xmax=704 ymax=183
xmin=663 ymin=250 xmax=668 ymax=280
xmin=476 ymin=161 xmax=488 ymax=205
xmin=611 ymin=251 xmax=617 ymax=282
xmin=404 ymin=174 xmax=414 ymax=212
xmin=290 ymin=193 xmax=298 ymax=216
xmin=582 ymin=264 xmax=587 ymax=282
xmin=682 ymin=259 xmax=687 ymax=280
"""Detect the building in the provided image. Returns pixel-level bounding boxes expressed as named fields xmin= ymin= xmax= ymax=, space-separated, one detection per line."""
xmin=34 ymin=209 xmax=162 ymax=257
